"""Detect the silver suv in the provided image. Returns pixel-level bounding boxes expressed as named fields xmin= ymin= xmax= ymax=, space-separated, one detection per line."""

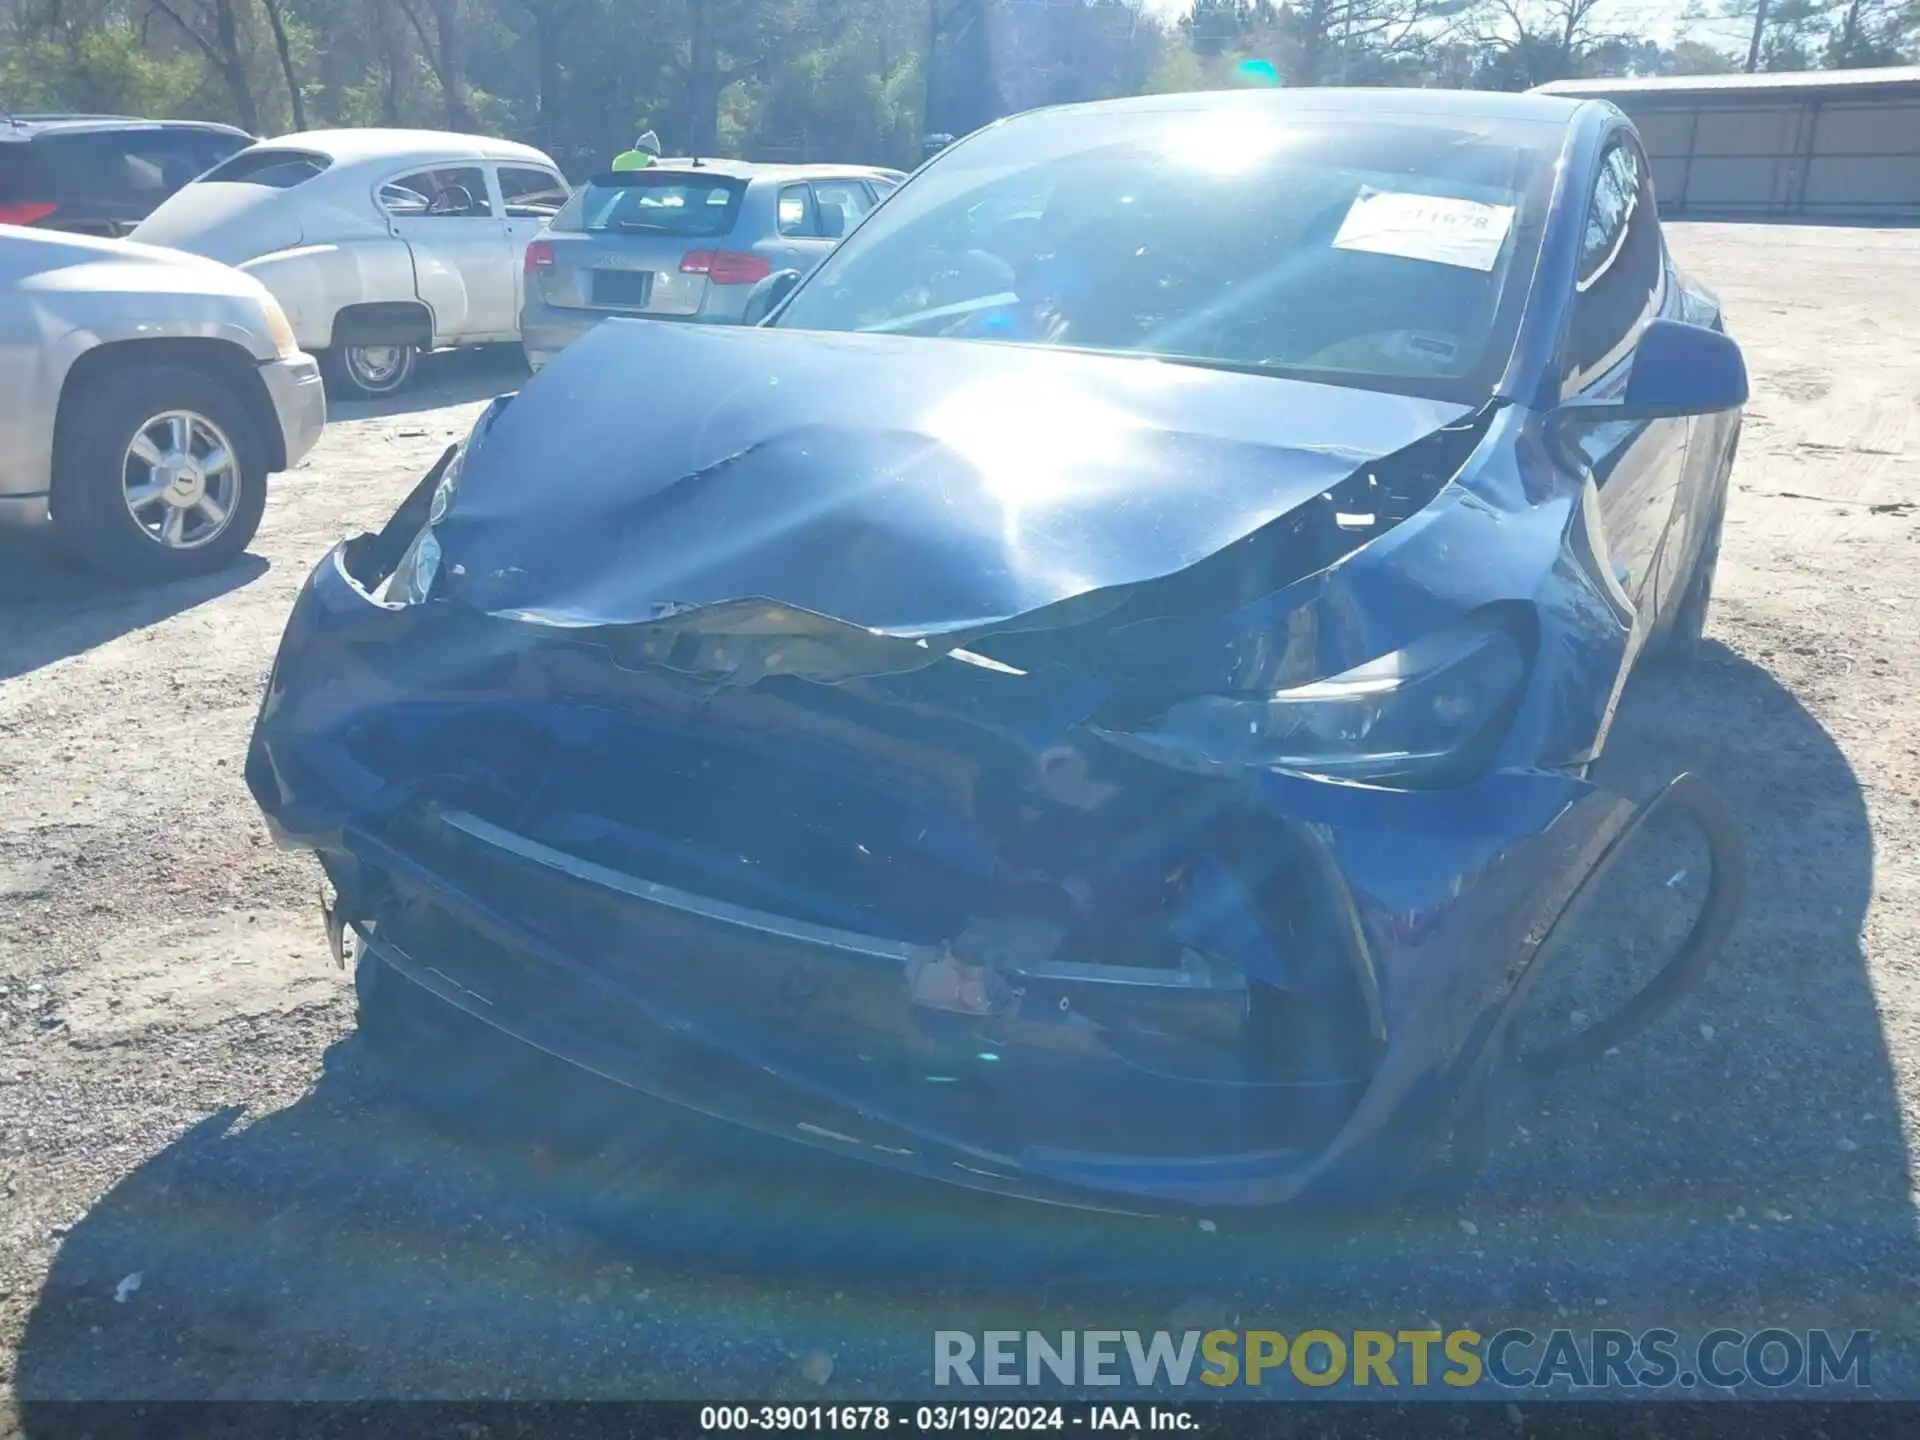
xmin=520 ymin=161 xmax=899 ymax=370
xmin=0 ymin=224 xmax=326 ymax=582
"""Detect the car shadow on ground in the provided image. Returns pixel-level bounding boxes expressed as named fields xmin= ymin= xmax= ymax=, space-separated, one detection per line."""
xmin=13 ymin=642 xmax=1913 ymax=1402
xmin=0 ymin=540 xmax=268 ymax=682
xmin=326 ymin=347 xmax=531 ymax=422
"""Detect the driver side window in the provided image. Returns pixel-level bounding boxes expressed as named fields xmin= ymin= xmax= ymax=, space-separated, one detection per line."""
xmin=381 ymin=166 xmax=492 ymax=220
xmin=1562 ymin=139 xmax=1664 ymax=395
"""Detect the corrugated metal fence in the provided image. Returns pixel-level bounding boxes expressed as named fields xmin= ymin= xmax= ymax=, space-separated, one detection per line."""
xmin=1536 ymin=69 xmax=1920 ymax=221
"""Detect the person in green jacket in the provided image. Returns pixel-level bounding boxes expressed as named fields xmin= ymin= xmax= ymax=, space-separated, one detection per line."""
xmin=611 ymin=130 xmax=662 ymax=171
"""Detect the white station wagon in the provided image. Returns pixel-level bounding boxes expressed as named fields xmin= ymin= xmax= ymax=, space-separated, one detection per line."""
xmin=132 ymin=128 xmax=570 ymax=398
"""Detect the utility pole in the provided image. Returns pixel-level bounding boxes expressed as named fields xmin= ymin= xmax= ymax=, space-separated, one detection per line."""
xmin=1744 ymin=0 xmax=1770 ymax=71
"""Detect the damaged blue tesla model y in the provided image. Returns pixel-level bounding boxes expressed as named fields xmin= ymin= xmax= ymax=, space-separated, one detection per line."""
xmin=247 ymin=87 xmax=1748 ymax=1212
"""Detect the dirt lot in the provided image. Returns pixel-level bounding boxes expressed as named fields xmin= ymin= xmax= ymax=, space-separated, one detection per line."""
xmin=1 ymin=222 xmax=1918 ymax=1409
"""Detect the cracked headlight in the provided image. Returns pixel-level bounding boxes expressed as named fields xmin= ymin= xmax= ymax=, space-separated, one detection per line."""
xmin=375 ymin=448 xmax=461 ymax=605
xmin=370 ymin=395 xmax=512 ymax=606
xmin=1107 ymin=613 xmax=1527 ymax=786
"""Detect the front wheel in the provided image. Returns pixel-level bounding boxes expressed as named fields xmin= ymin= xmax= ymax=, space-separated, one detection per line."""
xmin=356 ymin=950 xmax=531 ymax=1117
xmin=354 ymin=952 xmax=634 ymax=1150
xmin=325 ymin=342 xmax=420 ymax=399
xmin=51 ymin=363 xmax=268 ymax=583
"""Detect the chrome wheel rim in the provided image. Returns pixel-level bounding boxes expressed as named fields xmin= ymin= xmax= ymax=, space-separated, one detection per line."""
xmin=121 ymin=410 xmax=241 ymax=551
xmin=345 ymin=344 xmax=411 ymax=390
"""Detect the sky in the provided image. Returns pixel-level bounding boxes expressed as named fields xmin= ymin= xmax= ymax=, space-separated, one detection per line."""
xmin=1132 ymin=0 xmax=1750 ymax=52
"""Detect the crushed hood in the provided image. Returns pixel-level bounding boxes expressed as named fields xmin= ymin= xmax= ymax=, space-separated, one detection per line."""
xmin=437 ymin=322 xmax=1474 ymax=635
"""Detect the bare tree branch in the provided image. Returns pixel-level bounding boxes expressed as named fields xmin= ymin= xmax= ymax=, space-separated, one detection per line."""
xmin=260 ymin=0 xmax=306 ymax=130
xmin=394 ymin=0 xmax=475 ymax=129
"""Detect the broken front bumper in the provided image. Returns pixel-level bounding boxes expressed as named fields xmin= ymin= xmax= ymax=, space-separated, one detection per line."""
xmin=248 ymin=543 xmax=1731 ymax=1212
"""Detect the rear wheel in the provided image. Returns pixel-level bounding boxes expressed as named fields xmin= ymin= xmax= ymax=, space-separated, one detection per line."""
xmin=51 ymin=363 xmax=268 ymax=583
xmin=1651 ymin=439 xmax=1737 ymax=667
xmin=325 ymin=342 xmax=420 ymax=399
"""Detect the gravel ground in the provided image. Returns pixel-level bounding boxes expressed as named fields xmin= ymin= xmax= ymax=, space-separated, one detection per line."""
xmin=1 ymin=222 xmax=1917 ymax=1411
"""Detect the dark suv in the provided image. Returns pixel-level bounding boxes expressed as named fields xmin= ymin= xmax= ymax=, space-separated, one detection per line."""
xmin=0 ymin=114 xmax=253 ymax=236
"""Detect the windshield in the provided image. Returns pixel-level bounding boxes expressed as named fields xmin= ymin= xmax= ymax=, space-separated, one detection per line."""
xmin=773 ymin=104 xmax=1559 ymax=404
xmin=553 ymin=172 xmax=746 ymax=237
xmin=198 ymin=147 xmax=331 ymax=189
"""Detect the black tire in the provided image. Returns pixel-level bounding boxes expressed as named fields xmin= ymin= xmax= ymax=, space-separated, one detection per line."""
xmin=323 ymin=342 xmax=420 ymax=399
xmin=51 ymin=362 xmax=269 ymax=584
xmin=355 ymin=950 xmax=528 ymax=1118
xmin=1651 ymin=440 xmax=1736 ymax=667
xmin=1511 ymin=772 xmax=1746 ymax=1077
xmin=1656 ymin=513 xmax=1722 ymax=664
xmin=354 ymin=951 xmax=676 ymax=1152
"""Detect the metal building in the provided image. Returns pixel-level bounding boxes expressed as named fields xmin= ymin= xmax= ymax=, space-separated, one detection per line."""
xmin=1534 ymin=67 xmax=1920 ymax=221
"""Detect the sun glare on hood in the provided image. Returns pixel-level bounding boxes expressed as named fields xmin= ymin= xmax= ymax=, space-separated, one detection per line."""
xmin=923 ymin=376 xmax=1156 ymax=601
xmin=923 ymin=376 xmax=1150 ymax=513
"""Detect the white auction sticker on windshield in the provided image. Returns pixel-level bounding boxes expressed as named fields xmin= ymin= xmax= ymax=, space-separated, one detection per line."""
xmin=1331 ymin=188 xmax=1516 ymax=272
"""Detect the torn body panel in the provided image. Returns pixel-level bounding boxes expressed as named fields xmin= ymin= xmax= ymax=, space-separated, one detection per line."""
xmin=246 ymin=323 xmax=1734 ymax=1211
xmin=250 ymin=565 xmax=1634 ymax=1208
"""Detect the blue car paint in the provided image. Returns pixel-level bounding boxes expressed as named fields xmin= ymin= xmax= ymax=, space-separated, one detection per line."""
xmin=245 ymin=89 xmax=1745 ymax=1212
xmin=430 ymin=321 xmax=1476 ymax=635
xmin=247 ymin=547 xmax=1640 ymax=1209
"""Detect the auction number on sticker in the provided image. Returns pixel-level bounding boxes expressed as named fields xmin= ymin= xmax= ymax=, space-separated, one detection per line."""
xmin=700 ymin=1406 xmax=895 ymax=1430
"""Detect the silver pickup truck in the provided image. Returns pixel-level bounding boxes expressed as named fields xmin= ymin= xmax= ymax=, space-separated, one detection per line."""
xmin=0 ymin=224 xmax=326 ymax=582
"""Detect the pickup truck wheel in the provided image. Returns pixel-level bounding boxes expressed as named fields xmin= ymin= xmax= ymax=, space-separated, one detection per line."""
xmin=326 ymin=342 xmax=419 ymax=399
xmin=52 ymin=363 xmax=267 ymax=583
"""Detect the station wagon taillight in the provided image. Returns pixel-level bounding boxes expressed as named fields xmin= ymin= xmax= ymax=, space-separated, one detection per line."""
xmin=680 ymin=250 xmax=770 ymax=286
xmin=524 ymin=239 xmax=555 ymax=274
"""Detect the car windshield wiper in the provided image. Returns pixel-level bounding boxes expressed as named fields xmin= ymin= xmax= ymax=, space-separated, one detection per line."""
xmin=1128 ymin=350 xmax=1488 ymax=405
xmin=1131 ymin=353 xmax=1315 ymax=381
xmin=860 ymin=293 xmax=1020 ymax=335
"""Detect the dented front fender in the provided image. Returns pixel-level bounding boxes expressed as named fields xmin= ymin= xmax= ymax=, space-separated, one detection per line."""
xmin=245 ymin=543 xmax=1724 ymax=1211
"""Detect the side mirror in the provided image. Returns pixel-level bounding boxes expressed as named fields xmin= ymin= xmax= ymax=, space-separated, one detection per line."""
xmin=1553 ymin=318 xmax=1749 ymax=424
xmin=742 ymin=268 xmax=803 ymax=326
xmin=817 ymin=200 xmax=846 ymax=238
